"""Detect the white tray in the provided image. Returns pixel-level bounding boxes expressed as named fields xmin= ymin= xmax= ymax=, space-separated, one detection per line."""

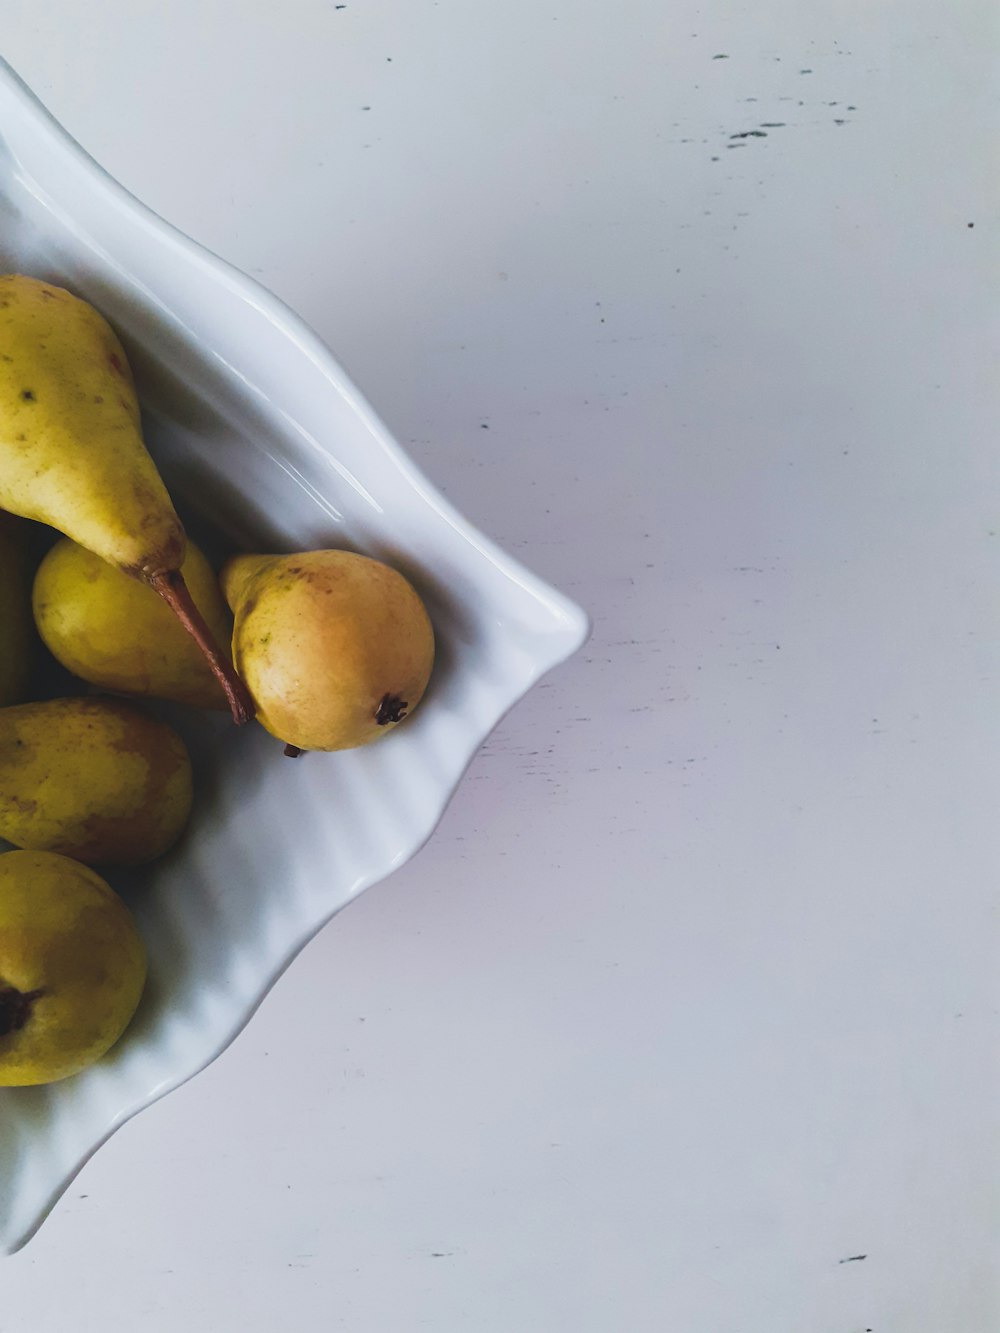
xmin=0 ymin=56 xmax=588 ymax=1254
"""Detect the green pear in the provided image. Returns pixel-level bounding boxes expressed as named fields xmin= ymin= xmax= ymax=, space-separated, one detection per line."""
xmin=0 ymin=274 xmax=252 ymax=724
xmin=0 ymin=850 xmax=146 ymax=1085
xmin=0 ymin=512 xmax=31 ymax=706
xmin=33 ymin=535 xmax=232 ymax=710
xmin=221 ymin=549 xmax=435 ymax=753
xmin=0 ymin=696 xmax=192 ymax=866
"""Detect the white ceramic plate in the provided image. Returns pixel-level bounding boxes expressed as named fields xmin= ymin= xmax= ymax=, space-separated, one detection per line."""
xmin=0 ymin=57 xmax=588 ymax=1254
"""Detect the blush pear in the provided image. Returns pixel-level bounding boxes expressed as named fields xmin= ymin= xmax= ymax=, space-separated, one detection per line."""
xmin=221 ymin=549 xmax=434 ymax=752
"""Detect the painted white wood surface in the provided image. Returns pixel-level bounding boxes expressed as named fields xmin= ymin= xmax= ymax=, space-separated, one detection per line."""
xmin=1 ymin=2 xmax=996 ymax=1328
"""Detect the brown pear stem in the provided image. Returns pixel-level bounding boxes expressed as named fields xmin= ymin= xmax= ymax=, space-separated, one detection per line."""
xmin=283 ymin=743 xmax=303 ymax=758
xmin=148 ymin=569 xmax=256 ymax=725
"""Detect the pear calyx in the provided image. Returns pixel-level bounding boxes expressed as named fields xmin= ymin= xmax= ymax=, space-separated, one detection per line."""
xmin=0 ymin=985 xmax=45 ymax=1037
xmin=375 ymin=693 xmax=408 ymax=725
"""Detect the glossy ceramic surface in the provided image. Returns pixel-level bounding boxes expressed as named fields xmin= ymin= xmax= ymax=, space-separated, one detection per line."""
xmin=0 ymin=57 xmax=588 ymax=1254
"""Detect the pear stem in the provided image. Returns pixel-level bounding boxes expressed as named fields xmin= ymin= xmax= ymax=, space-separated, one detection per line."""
xmin=283 ymin=744 xmax=303 ymax=758
xmin=148 ymin=569 xmax=255 ymax=725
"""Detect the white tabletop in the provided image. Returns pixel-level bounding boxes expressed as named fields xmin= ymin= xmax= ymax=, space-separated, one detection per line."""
xmin=2 ymin=3 xmax=997 ymax=1329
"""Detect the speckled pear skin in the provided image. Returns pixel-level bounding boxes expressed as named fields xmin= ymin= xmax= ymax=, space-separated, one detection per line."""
xmin=33 ymin=536 xmax=232 ymax=710
xmin=0 ymin=275 xmax=184 ymax=578
xmin=0 ymin=696 xmax=192 ymax=867
xmin=0 ymin=275 xmax=254 ymax=725
xmin=221 ymin=549 xmax=435 ymax=752
xmin=0 ymin=850 xmax=146 ymax=1086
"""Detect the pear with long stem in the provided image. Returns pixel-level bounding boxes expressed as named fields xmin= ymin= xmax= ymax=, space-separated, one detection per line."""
xmin=0 ymin=274 xmax=253 ymax=723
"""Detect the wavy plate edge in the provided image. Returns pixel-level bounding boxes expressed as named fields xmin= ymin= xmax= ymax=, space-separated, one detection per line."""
xmin=0 ymin=56 xmax=590 ymax=1254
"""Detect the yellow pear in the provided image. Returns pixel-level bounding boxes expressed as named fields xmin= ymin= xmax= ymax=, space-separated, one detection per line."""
xmin=0 ymin=274 xmax=252 ymax=723
xmin=33 ymin=535 xmax=232 ymax=710
xmin=0 ymin=512 xmax=31 ymax=706
xmin=0 ymin=850 xmax=146 ymax=1086
xmin=220 ymin=549 xmax=435 ymax=752
xmin=0 ymin=696 xmax=192 ymax=866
